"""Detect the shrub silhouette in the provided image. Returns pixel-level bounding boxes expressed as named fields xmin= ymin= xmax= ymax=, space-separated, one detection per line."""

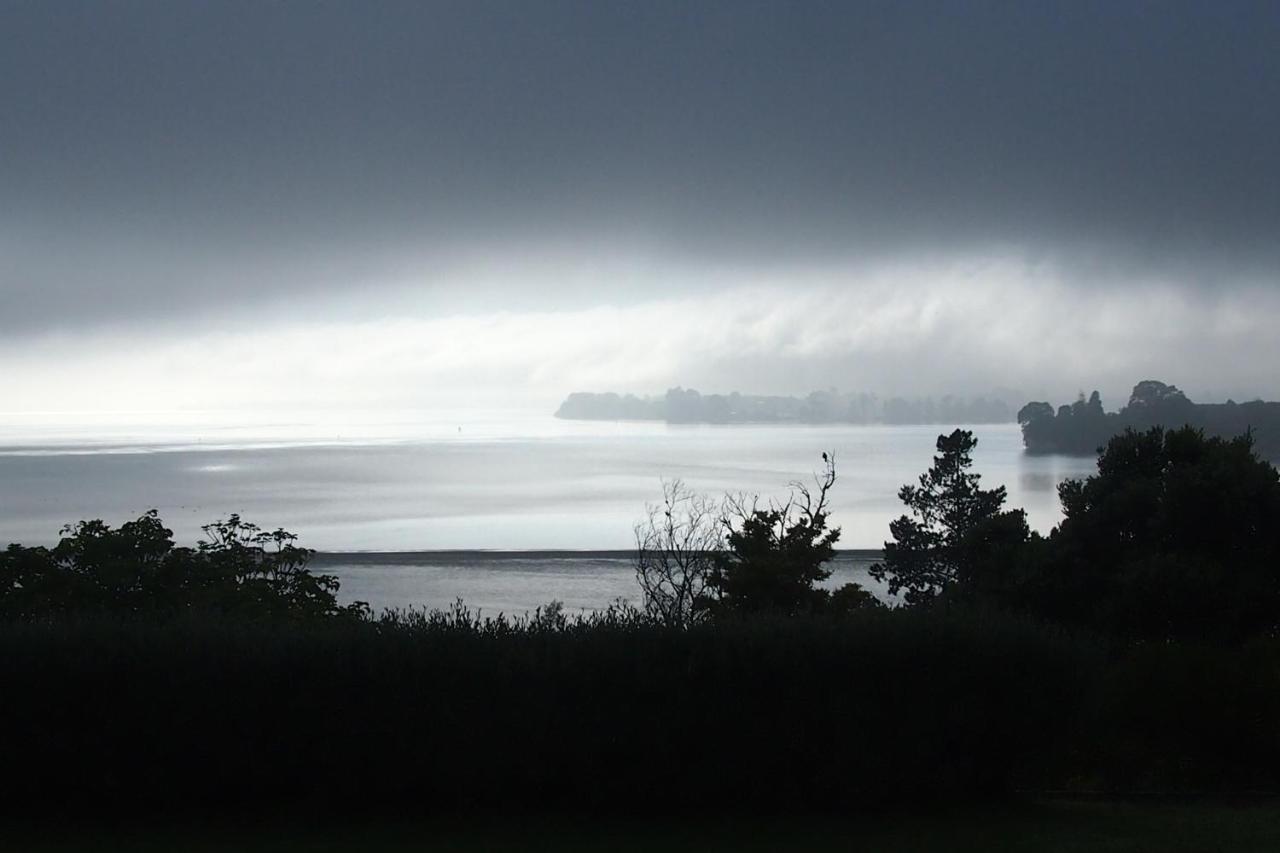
xmin=0 ymin=605 xmax=1101 ymax=813
xmin=0 ymin=511 xmax=367 ymax=621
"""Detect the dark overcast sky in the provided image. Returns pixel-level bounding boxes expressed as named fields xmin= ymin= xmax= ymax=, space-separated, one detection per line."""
xmin=2 ymin=2 xmax=1279 ymax=407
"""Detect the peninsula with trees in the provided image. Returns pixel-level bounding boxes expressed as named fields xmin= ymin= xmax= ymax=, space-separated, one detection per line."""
xmin=1018 ymin=380 xmax=1280 ymax=459
xmin=556 ymin=387 xmax=1014 ymax=425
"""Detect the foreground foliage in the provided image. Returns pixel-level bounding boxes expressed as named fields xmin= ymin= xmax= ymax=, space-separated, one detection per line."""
xmin=0 ymin=607 xmax=1087 ymax=812
xmin=2 ymin=423 xmax=1279 ymax=816
xmin=12 ymin=801 xmax=1280 ymax=852
xmin=871 ymin=424 xmax=1280 ymax=645
xmin=0 ymin=512 xmax=367 ymax=622
xmin=1032 ymin=426 xmax=1280 ymax=642
xmin=1 ymin=606 xmax=1278 ymax=814
xmin=958 ymin=426 xmax=1280 ymax=643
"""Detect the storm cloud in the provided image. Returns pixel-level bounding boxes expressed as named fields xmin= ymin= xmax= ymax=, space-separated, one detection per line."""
xmin=2 ymin=1 xmax=1279 ymax=406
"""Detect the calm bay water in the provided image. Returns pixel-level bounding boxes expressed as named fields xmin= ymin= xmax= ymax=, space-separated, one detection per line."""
xmin=310 ymin=550 xmax=885 ymax=615
xmin=0 ymin=411 xmax=1097 ymax=612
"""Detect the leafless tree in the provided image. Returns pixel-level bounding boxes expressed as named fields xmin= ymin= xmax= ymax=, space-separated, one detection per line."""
xmin=721 ymin=452 xmax=838 ymax=543
xmin=634 ymin=479 xmax=723 ymax=626
xmin=793 ymin=450 xmax=838 ymax=527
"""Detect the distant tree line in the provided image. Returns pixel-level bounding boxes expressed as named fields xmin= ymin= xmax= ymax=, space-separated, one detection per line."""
xmin=557 ymin=387 xmax=1014 ymax=425
xmin=1018 ymin=379 xmax=1280 ymax=459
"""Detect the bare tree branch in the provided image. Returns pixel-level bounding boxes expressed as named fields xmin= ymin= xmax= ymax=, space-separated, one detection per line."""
xmin=634 ymin=479 xmax=723 ymax=627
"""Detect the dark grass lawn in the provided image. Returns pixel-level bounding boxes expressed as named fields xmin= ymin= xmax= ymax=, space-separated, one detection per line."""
xmin=7 ymin=800 xmax=1280 ymax=852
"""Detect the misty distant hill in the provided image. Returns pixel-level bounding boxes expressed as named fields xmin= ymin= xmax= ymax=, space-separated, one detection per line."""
xmin=1018 ymin=380 xmax=1280 ymax=459
xmin=556 ymin=388 xmax=1014 ymax=425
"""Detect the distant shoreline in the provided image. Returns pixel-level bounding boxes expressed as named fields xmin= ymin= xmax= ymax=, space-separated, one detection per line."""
xmin=312 ymin=549 xmax=885 ymax=563
xmin=1019 ymin=381 xmax=1280 ymax=460
xmin=556 ymin=388 xmax=1015 ymax=426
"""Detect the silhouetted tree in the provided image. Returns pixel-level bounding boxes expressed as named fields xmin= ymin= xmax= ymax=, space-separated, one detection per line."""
xmin=1024 ymin=427 xmax=1280 ymax=642
xmin=0 ymin=511 xmax=366 ymax=621
xmin=1018 ymin=390 xmax=1116 ymax=455
xmin=196 ymin=514 xmax=356 ymax=620
xmin=871 ymin=430 xmax=1027 ymax=605
xmin=633 ymin=479 xmax=721 ymax=626
xmin=1017 ymin=401 xmax=1053 ymax=426
xmin=701 ymin=454 xmax=875 ymax=615
xmin=1127 ymin=379 xmax=1190 ymax=410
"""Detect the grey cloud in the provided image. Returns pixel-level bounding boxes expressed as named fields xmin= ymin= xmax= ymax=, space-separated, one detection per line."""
xmin=2 ymin=1 xmax=1279 ymax=332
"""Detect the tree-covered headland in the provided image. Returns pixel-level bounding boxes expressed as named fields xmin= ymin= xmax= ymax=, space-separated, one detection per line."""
xmin=1019 ymin=379 xmax=1280 ymax=459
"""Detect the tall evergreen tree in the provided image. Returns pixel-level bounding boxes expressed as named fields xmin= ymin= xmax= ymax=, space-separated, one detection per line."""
xmin=871 ymin=429 xmax=1024 ymax=605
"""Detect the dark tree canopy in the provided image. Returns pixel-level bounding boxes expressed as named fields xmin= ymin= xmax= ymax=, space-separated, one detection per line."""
xmin=1017 ymin=401 xmax=1054 ymax=426
xmin=871 ymin=430 xmax=1028 ymax=606
xmin=703 ymin=505 xmax=838 ymax=615
xmin=698 ymin=455 xmax=877 ymax=616
xmin=0 ymin=511 xmax=366 ymax=621
xmin=1025 ymin=427 xmax=1280 ymax=642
